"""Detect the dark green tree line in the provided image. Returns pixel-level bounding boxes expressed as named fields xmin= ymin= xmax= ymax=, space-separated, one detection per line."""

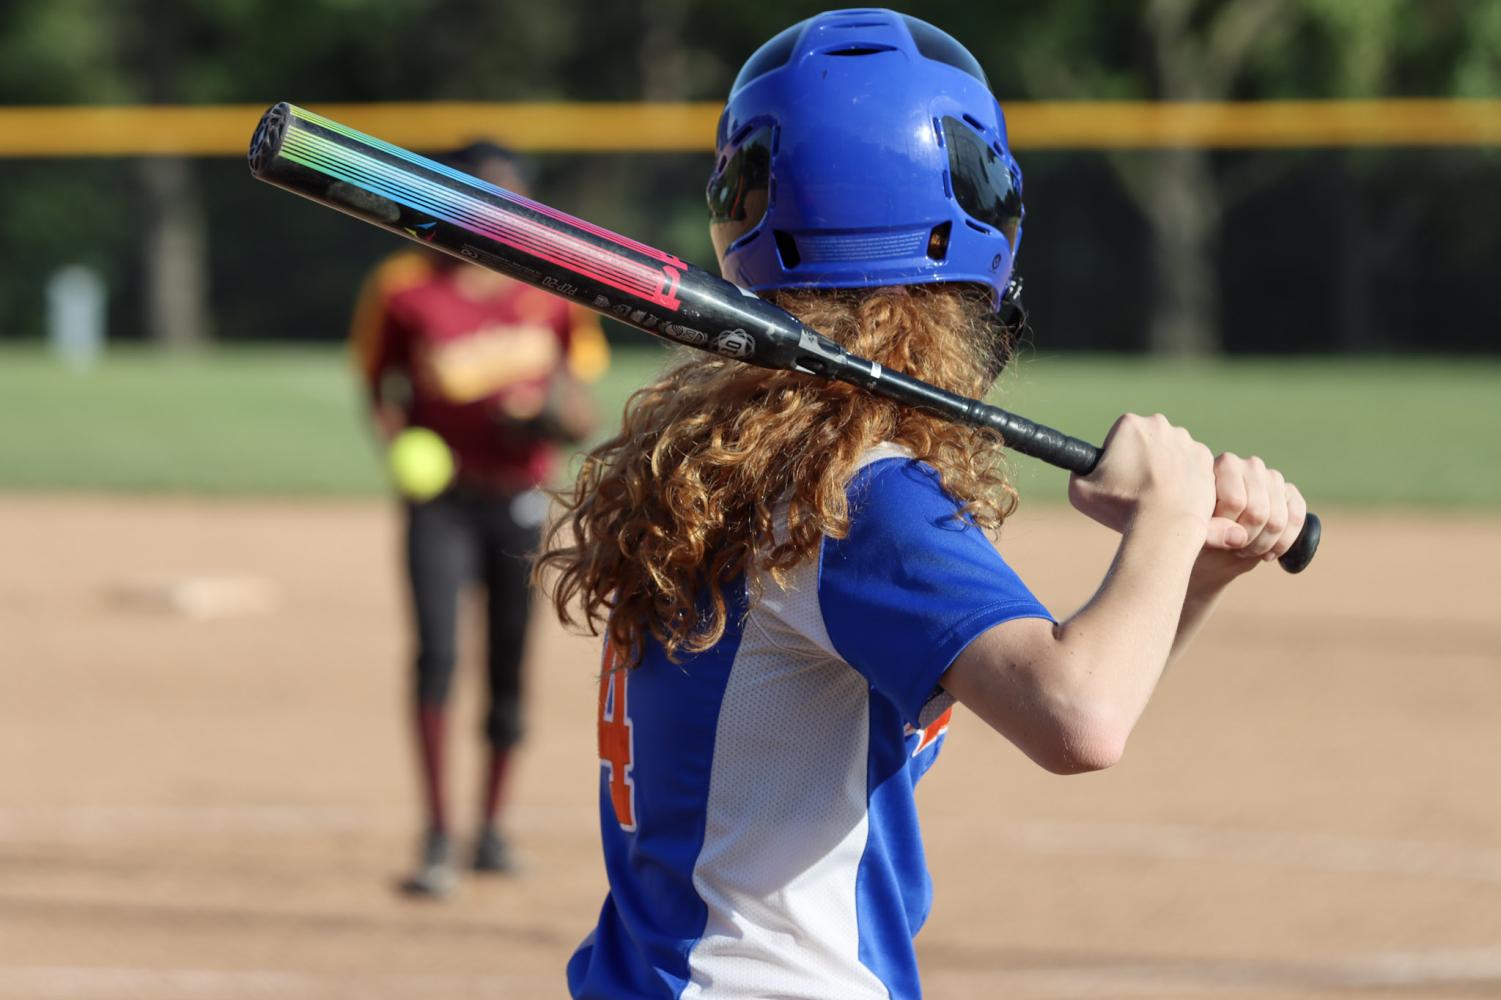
xmin=1 ymin=0 xmax=1497 ymax=353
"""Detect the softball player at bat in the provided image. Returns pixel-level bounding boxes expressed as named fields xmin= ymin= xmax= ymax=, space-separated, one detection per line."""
xmin=539 ymin=10 xmax=1307 ymax=997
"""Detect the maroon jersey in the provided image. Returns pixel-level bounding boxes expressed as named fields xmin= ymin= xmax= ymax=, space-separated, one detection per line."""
xmin=352 ymin=252 xmax=605 ymax=492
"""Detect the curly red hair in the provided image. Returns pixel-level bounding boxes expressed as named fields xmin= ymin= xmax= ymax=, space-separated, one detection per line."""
xmin=536 ymin=284 xmax=1018 ymax=664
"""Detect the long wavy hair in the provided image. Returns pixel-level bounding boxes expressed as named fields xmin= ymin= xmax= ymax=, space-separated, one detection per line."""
xmin=536 ymin=283 xmax=1019 ymax=664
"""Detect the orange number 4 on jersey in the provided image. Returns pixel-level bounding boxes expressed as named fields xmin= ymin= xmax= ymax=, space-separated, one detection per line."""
xmin=597 ymin=644 xmax=637 ymax=831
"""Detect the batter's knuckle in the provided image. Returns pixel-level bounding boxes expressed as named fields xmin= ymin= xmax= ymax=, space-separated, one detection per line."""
xmin=1288 ymin=495 xmax=1308 ymax=528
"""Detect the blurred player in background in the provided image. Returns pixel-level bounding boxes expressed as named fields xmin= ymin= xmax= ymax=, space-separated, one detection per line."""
xmin=351 ymin=140 xmax=608 ymax=897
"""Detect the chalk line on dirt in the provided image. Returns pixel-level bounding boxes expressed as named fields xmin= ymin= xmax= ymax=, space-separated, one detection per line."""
xmin=986 ymin=818 xmax=1501 ymax=886
xmin=0 ymin=803 xmax=586 ymax=842
xmin=3 ymin=949 xmax=1501 ymax=999
xmin=5 ymin=805 xmax=1501 ymax=888
xmin=920 ymin=946 xmax=1501 ymax=997
xmin=0 ymin=966 xmax=555 ymax=999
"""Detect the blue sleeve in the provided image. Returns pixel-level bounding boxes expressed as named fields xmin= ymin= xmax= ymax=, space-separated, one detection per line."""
xmin=817 ymin=457 xmax=1052 ymax=724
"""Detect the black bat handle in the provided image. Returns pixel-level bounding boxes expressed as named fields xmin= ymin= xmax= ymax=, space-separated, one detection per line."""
xmin=835 ymin=359 xmax=1322 ymax=574
xmin=970 ymin=403 xmax=1101 ymax=475
xmin=968 ymin=398 xmax=1320 ymax=574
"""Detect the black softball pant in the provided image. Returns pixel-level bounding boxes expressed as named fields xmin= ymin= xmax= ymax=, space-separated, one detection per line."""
xmin=406 ymin=488 xmax=540 ymax=748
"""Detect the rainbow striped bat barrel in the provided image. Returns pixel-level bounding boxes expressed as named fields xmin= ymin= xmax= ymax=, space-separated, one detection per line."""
xmin=247 ymin=102 xmax=818 ymax=369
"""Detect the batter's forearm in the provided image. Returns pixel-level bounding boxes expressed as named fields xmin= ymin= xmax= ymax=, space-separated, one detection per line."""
xmin=1050 ymin=511 xmax=1203 ymax=737
xmin=1168 ymin=552 xmax=1260 ymax=662
xmin=1169 ymin=581 xmax=1229 ymax=662
xmin=946 ymin=510 xmax=1206 ymax=774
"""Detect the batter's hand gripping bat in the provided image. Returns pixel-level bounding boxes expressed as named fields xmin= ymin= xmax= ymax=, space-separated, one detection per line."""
xmin=248 ymin=102 xmax=1320 ymax=573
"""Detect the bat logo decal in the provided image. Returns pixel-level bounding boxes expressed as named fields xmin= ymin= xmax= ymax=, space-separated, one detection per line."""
xmin=664 ymin=323 xmax=709 ymax=346
xmin=713 ymin=329 xmax=754 ymax=359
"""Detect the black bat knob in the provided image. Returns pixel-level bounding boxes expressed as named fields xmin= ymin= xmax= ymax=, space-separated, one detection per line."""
xmin=1277 ymin=512 xmax=1321 ymax=574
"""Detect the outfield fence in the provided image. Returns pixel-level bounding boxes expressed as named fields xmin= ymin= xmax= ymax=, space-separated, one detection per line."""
xmin=1 ymin=99 xmax=1499 ymax=156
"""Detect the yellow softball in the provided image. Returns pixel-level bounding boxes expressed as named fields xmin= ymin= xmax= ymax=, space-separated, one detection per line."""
xmin=387 ymin=427 xmax=455 ymax=501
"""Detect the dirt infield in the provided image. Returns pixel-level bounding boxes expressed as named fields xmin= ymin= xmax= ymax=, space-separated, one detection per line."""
xmin=1 ymin=496 xmax=1498 ymax=999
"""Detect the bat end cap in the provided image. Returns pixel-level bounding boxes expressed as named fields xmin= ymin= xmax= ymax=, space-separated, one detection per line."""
xmin=248 ymin=102 xmax=293 ymax=176
xmin=1277 ymin=511 xmax=1321 ymax=574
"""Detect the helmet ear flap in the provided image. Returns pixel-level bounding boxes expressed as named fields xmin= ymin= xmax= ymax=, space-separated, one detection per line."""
xmin=981 ymin=275 xmax=1027 ymax=380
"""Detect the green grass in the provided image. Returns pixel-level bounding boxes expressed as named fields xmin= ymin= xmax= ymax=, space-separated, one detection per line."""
xmin=0 ymin=343 xmax=1496 ymax=505
xmin=993 ymin=355 xmax=1501 ymax=507
xmin=0 ymin=342 xmax=672 ymax=496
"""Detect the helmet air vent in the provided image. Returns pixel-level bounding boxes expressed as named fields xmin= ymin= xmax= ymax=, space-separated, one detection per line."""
xmin=773 ymin=230 xmax=801 ymax=268
xmin=708 ymin=125 xmax=773 ymax=261
xmin=927 ymin=222 xmax=951 ymax=261
xmin=940 ymin=116 xmax=1023 ymax=238
xmin=822 ymin=44 xmax=898 ymax=56
xmin=900 ymin=15 xmax=990 ymax=86
xmin=731 ymin=22 xmax=804 ymax=93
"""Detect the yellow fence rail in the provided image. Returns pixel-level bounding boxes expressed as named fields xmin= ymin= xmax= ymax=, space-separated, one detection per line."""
xmin=1 ymin=99 xmax=1499 ymax=157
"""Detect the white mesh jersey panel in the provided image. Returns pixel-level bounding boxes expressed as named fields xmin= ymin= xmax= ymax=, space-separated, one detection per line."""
xmin=680 ymin=602 xmax=887 ymax=999
xmin=754 ymin=441 xmax=914 ymax=661
xmin=680 ymin=443 xmax=941 ymax=999
xmin=753 ymin=540 xmax=837 ymax=661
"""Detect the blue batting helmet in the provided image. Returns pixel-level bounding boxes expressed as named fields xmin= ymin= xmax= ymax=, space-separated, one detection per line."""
xmin=707 ymin=9 xmax=1023 ymax=308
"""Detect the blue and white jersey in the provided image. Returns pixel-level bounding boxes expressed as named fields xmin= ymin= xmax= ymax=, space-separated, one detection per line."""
xmin=569 ymin=447 xmax=1052 ymax=999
